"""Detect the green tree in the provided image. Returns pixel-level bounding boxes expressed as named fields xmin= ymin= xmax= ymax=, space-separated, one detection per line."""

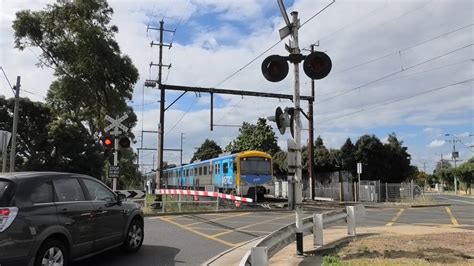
xmin=313 ymin=136 xmax=334 ymax=173
xmin=0 ymin=96 xmax=53 ymax=171
xmin=273 ymin=150 xmax=288 ymax=176
xmin=48 ymin=119 xmax=103 ymax=177
xmin=354 ymin=135 xmax=387 ymax=181
xmin=225 ymin=118 xmax=280 ymax=155
xmin=12 ymin=0 xmax=140 ymax=183
xmin=12 ymin=0 xmax=138 ymax=138
xmin=454 ymin=157 xmax=473 ymax=194
xmin=191 ymin=139 xmax=222 ymax=163
xmin=340 ymin=138 xmax=356 ymax=174
xmin=383 ymin=133 xmax=412 ymax=182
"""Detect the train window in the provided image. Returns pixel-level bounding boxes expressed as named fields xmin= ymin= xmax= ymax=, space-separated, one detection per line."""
xmin=199 ymin=167 xmax=202 ymax=175
xmin=194 ymin=168 xmax=197 ymax=176
xmin=214 ymin=164 xmax=218 ymax=174
xmin=204 ymin=166 xmax=207 ymax=175
xmin=223 ymin=162 xmax=228 ymax=173
xmin=233 ymin=162 xmax=237 ymax=173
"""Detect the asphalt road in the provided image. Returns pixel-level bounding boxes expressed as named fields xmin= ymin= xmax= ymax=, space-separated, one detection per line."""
xmin=72 ymin=210 xmax=317 ymax=266
xmin=73 ymin=194 xmax=474 ymax=266
xmin=363 ymin=194 xmax=474 ymax=228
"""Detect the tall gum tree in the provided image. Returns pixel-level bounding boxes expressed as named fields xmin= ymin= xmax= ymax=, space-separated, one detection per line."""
xmin=12 ymin=0 xmax=139 ymax=135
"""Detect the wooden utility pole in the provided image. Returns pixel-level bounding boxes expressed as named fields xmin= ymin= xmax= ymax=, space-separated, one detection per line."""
xmin=9 ymin=76 xmax=20 ymax=172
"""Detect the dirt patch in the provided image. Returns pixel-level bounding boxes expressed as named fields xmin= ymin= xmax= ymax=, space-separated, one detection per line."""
xmin=333 ymin=232 xmax=474 ymax=264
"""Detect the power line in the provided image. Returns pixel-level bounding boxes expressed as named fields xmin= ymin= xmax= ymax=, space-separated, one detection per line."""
xmin=165 ymin=96 xmax=199 ymax=136
xmin=22 ymin=89 xmax=46 ymax=100
xmin=0 ymin=66 xmax=15 ymax=96
xmin=316 ymin=78 xmax=473 ymax=124
xmin=314 ymin=59 xmax=472 ymax=98
xmin=316 ymin=43 xmax=473 ymax=104
xmin=214 ymin=0 xmax=336 ymax=88
xmin=328 ymin=23 xmax=473 ymax=77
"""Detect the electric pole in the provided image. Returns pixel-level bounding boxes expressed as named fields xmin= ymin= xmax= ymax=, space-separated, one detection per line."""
xmin=9 ymin=76 xmax=20 ymax=172
xmin=148 ymin=20 xmax=173 ymax=189
xmin=445 ymin=134 xmax=459 ymax=194
xmin=180 ymin=132 xmax=184 ymax=166
xmin=289 ymin=11 xmax=304 ymax=256
xmin=308 ymin=44 xmax=316 ymax=201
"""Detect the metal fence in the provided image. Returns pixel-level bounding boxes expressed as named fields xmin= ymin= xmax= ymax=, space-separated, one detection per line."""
xmin=298 ymin=171 xmax=418 ymax=203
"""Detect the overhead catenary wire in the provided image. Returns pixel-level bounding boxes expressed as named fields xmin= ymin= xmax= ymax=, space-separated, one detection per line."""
xmin=316 ymin=43 xmax=473 ymax=104
xmin=214 ymin=0 xmax=336 ymax=89
xmin=328 ymin=23 xmax=473 ymax=77
xmin=314 ymin=59 xmax=472 ymax=98
xmin=316 ymin=78 xmax=474 ymax=124
xmin=0 ymin=66 xmax=15 ymax=96
xmin=215 ymin=0 xmax=440 ymax=124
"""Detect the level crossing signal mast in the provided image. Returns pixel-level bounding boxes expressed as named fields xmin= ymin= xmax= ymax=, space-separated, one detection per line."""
xmin=263 ymin=0 xmax=333 ymax=257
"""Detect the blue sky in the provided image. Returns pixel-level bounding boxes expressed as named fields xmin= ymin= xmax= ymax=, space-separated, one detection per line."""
xmin=1 ymin=0 xmax=473 ymax=174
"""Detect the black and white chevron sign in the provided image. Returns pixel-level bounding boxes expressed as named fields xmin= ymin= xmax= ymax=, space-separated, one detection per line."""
xmin=116 ymin=190 xmax=146 ymax=199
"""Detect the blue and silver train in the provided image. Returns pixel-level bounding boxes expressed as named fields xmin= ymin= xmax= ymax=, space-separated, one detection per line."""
xmin=158 ymin=150 xmax=273 ymax=198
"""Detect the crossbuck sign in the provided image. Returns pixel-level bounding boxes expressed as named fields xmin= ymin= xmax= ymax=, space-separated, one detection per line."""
xmin=104 ymin=114 xmax=128 ymax=135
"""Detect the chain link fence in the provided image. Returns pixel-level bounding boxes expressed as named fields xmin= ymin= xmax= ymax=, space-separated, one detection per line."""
xmin=298 ymin=171 xmax=419 ymax=203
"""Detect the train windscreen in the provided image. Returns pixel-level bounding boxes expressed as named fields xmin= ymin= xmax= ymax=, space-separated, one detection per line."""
xmin=240 ymin=157 xmax=271 ymax=175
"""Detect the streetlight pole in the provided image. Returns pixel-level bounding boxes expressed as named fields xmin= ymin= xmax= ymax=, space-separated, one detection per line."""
xmin=445 ymin=134 xmax=459 ymax=194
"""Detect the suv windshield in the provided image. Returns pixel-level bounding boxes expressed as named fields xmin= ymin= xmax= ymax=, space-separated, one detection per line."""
xmin=0 ymin=180 xmax=14 ymax=207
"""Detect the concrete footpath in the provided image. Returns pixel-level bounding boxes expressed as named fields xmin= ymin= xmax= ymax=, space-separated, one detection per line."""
xmin=204 ymin=224 xmax=474 ymax=266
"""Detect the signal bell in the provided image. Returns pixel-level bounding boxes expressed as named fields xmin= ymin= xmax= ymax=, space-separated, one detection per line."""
xmin=261 ymin=55 xmax=289 ymax=82
xmin=267 ymin=106 xmax=295 ymax=138
xmin=303 ymin=51 xmax=332 ymax=80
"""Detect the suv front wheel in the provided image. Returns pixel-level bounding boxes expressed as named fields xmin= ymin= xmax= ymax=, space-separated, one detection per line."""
xmin=122 ymin=218 xmax=143 ymax=252
xmin=35 ymin=238 xmax=68 ymax=266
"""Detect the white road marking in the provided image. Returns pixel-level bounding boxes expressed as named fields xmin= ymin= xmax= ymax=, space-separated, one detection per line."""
xmin=438 ymin=196 xmax=474 ymax=205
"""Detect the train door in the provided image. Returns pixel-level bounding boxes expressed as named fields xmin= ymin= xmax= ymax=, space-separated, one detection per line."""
xmin=213 ymin=161 xmax=221 ymax=188
xmin=222 ymin=159 xmax=236 ymax=193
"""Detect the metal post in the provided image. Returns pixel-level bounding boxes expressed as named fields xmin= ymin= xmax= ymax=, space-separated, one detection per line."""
xmin=453 ymin=136 xmax=457 ymax=195
xmin=357 ymin=173 xmax=361 ymax=202
xmin=178 ymin=193 xmax=182 ymax=212
xmin=313 ymin=213 xmax=323 ymax=246
xmin=385 ymin=182 xmax=388 ymax=202
xmin=216 ymin=193 xmax=219 ymax=211
xmin=1 ymin=132 xmax=9 ymax=172
xmin=180 ymin=132 xmax=184 ymax=165
xmin=113 ymin=136 xmax=118 ymax=191
xmin=288 ymin=11 xmax=304 ymax=256
xmin=9 ymin=76 xmax=20 ymax=172
xmin=156 ymin=124 xmax=162 ymax=189
xmin=354 ymin=182 xmax=357 ymax=202
xmin=308 ymin=44 xmax=316 ymax=200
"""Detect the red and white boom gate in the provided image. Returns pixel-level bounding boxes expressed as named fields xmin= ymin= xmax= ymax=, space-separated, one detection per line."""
xmin=155 ymin=189 xmax=253 ymax=211
xmin=156 ymin=189 xmax=253 ymax=202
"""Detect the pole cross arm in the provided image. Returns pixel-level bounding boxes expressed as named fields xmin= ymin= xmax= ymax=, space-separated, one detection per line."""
xmin=161 ymin=84 xmax=313 ymax=101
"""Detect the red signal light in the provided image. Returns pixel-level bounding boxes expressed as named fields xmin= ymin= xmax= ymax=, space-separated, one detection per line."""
xmin=102 ymin=136 xmax=114 ymax=149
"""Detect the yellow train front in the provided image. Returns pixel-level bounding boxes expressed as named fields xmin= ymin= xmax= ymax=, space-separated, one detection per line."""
xmin=161 ymin=150 xmax=273 ymax=200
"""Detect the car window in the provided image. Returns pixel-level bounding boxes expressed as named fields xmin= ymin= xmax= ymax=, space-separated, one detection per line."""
xmin=0 ymin=180 xmax=14 ymax=207
xmin=54 ymin=178 xmax=85 ymax=202
xmin=31 ymin=182 xmax=53 ymax=204
xmin=82 ymin=179 xmax=115 ymax=202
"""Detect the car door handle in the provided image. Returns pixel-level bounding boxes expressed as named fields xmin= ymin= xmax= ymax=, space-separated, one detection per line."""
xmin=61 ymin=208 xmax=68 ymax=214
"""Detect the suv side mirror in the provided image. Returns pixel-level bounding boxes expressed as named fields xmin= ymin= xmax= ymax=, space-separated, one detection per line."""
xmin=117 ymin=193 xmax=126 ymax=203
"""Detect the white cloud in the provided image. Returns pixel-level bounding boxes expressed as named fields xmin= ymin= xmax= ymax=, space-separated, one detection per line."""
xmin=428 ymin=139 xmax=446 ymax=148
xmin=1 ymin=0 xmax=473 ymax=169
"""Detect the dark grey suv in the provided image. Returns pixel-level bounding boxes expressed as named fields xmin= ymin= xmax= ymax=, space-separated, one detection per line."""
xmin=0 ymin=172 xmax=144 ymax=266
